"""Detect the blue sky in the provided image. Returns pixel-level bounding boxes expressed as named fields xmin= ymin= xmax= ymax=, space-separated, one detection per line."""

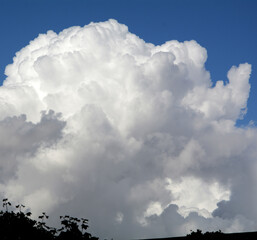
xmin=0 ymin=0 xmax=256 ymax=125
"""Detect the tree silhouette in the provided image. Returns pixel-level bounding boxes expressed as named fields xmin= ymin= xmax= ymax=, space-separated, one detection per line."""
xmin=187 ymin=229 xmax=225 ymax=240
xmin=57 ymin=215 xmax=98 ymax=240
xmin=0 ymin=198 xmax=98 ymax=240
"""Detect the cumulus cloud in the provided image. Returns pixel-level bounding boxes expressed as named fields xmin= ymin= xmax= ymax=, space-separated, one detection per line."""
xmin=0 ymin=19 xmax=255 ymax=239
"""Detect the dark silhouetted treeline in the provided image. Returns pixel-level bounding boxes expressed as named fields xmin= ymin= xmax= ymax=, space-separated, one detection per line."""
xmin=144 ymin=229 xmax=257 ymax=240
xmin=0 ymin=198 xmax=98 ymax=240
xmin=186 ymin=229 xmax=257 ymax=240
xmin=186 ymin=229 xmax=227 ymax=239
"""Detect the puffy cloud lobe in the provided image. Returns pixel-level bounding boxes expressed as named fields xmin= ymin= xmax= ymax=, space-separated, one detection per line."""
xmin=0 ymin=111 xmax=65 ymax=183
xmin=0 ymin=19 xmax=255 ymax=239
xmin=182 ymin=63 xmax=251 ymax=121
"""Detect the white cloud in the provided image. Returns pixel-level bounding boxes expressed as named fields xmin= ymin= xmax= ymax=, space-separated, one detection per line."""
xmin=182 ymin=63 xmax=251 ymax=121
xmin=0 ymin=19 xmax=255 ymax=239
xmin=166 ymin=177 xmax=230 ymax=218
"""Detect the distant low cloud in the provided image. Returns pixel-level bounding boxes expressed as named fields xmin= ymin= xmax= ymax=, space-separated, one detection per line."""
xmin=0 ymin=19 xmax=255 ymax=239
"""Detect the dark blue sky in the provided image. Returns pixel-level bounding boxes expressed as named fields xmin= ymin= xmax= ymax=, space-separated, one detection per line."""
xmin=0 ymin=0 xmax=256 ymax=125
